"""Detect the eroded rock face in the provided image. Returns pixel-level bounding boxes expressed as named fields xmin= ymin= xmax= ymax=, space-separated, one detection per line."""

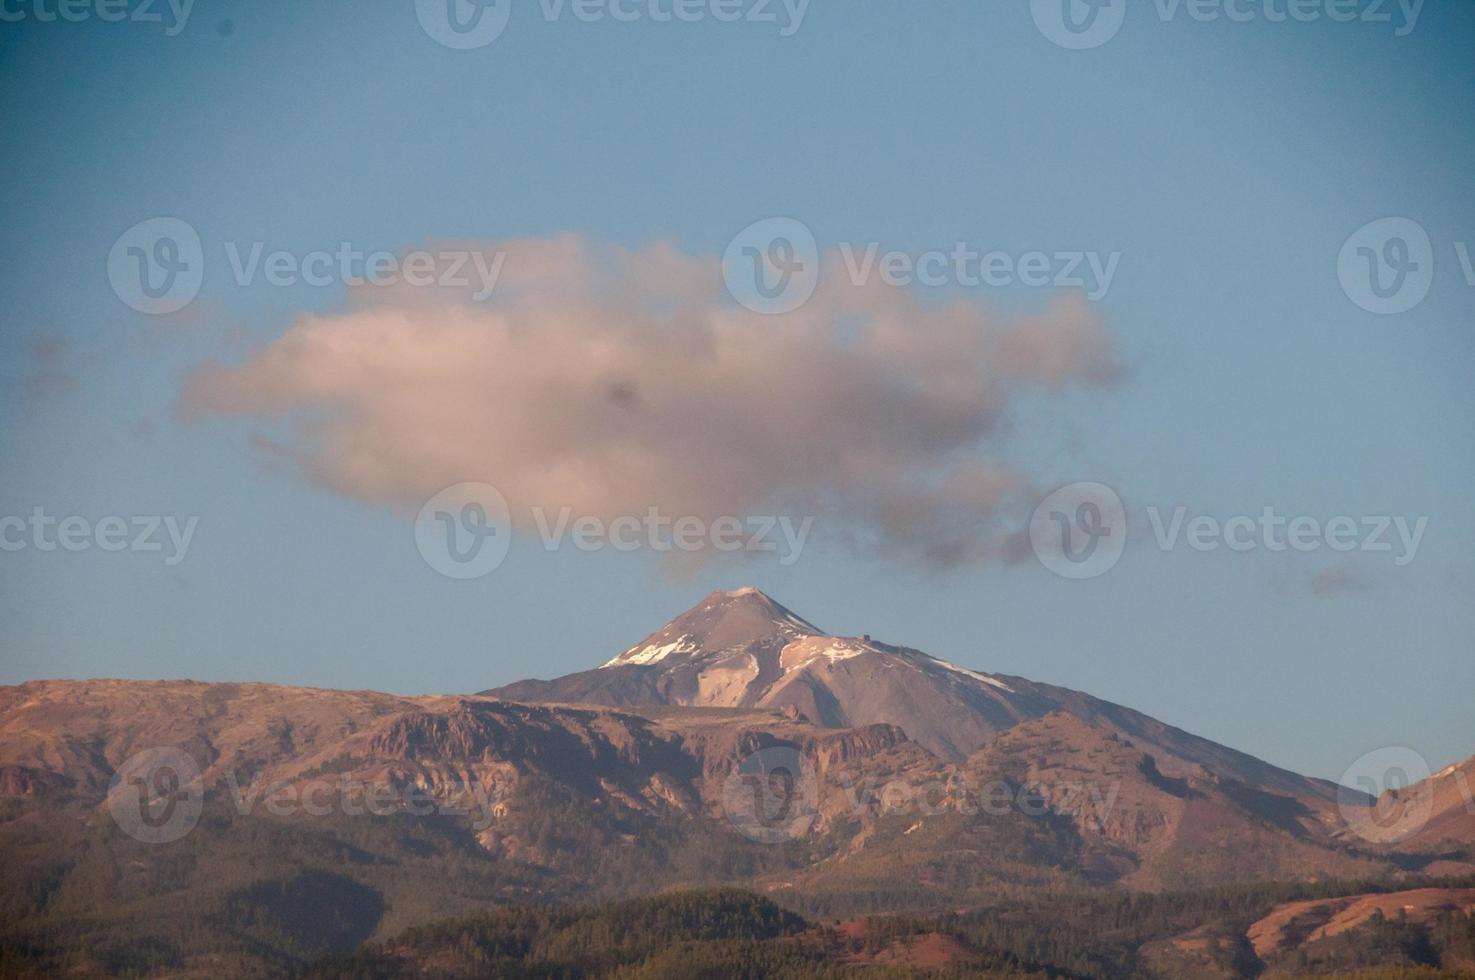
xmin=0 ymin=764 xmax=73 ymax=798
xmin=0 ymin=676 xmax=1455 ymax=892
xmin=0 ymin=679 xmax=930 ymax=861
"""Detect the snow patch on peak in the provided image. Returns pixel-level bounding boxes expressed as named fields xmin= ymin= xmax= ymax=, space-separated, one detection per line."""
xmin=779 ymin=611 xmax=824 ymax=636
xmin=928 ymin=657 xmax=1015 ymax=693
xmin=813 ymin=640 xmax=871 ymax=664
xmin=600 ymin=634 xmax=698 ymax=668
xmin=780 ymin=636 xmax=874 ymax=673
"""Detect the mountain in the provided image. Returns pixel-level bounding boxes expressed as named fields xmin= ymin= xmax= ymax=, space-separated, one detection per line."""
xmin=0 ymin=679 xmax=941 ymax=975
xmin=486 ymin=587 xmax=1342 ymax=814
xmin=1421 ymin=758 xmax=1475 ymax=846
xmin=3 ymin=592 xmax=1473 ymax=976
xmin=491 ymin=587 xmax=1055 ymax=760
xmin=0 ymin=678 xmax=924 ymax=857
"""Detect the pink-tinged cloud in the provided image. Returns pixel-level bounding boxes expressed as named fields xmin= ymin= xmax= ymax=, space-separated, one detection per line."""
xmin=180 ymin=236 xmax=1121 ymax=567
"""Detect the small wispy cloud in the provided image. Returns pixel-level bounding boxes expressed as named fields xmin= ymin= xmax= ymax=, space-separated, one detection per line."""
xmin=1307 ymin=563 xmax=1375 ymax=596
xmin=18 ymin=336 xmax=80 ymax=406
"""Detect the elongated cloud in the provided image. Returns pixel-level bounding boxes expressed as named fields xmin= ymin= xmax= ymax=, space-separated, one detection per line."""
xmin=181 ymin=236 xmax=1121 ymax=567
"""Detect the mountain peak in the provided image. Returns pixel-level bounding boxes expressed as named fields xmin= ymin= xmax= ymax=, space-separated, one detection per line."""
xmin=600 ymin=588 xmax=823 ymax=669
xmin=488 ymin=594 xmax=1370 ymax=802
xmin=708 ymin=586 xmax=801 ymax=611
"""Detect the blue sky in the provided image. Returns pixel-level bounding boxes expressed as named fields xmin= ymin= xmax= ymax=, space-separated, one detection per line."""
xmin=1 ymin=1 xmax=1472 ymax=784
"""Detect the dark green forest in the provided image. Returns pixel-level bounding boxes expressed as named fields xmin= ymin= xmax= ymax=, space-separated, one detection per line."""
xmin=3 ymin=787 xmax=1474 ymax=978
xmin=306 ymin=886 xmax=1475 ymax=980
